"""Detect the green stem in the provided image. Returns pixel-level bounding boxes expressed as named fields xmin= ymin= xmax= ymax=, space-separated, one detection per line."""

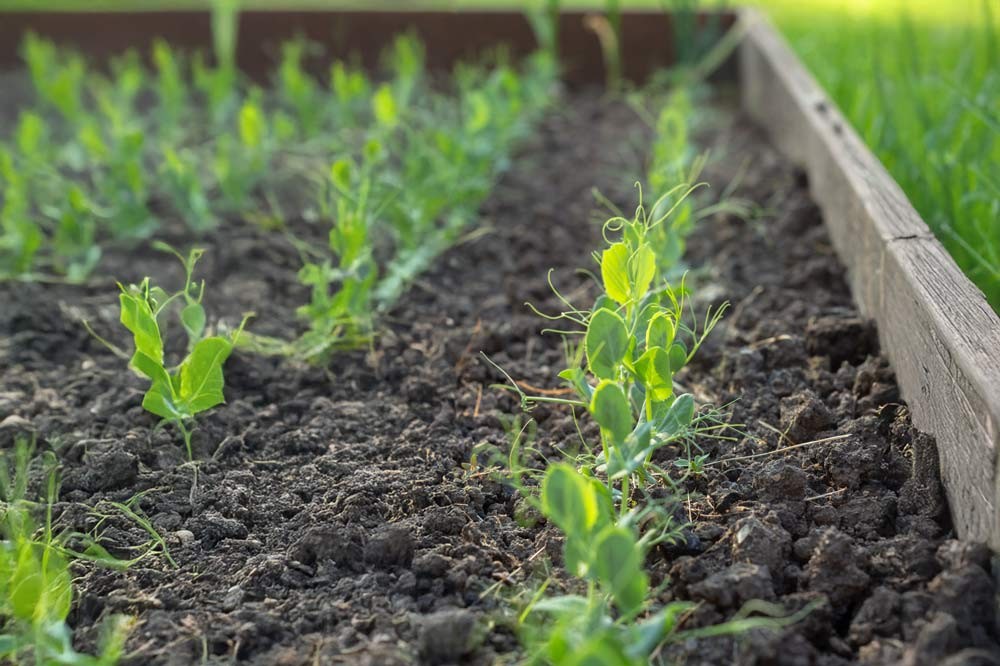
xmin=600 ymin=432 xmax=611 ymax=481
xmin=177 ymin=421 xmax=194 ymax=460
xmin=620 ymin=474 xmax=630 ymax=519
xmin=528 ymin=396 xmax=589 ymax=409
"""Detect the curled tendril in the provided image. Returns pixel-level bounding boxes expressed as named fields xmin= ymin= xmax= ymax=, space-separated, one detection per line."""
xmin=601 ymin=215 xmax=630 ymax=244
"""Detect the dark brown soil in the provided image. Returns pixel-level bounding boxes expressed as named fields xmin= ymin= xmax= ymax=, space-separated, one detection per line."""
xmin=1 ymin=91 xmax=997 ymax=666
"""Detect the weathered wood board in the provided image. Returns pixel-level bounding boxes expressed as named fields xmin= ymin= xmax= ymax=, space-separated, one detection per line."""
xmin=739 ymin=8 xmax=1000 ymax=549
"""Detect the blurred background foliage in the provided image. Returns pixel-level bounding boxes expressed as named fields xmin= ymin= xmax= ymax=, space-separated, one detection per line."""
xmin=1 ymin=0 xmax=997 ymax=309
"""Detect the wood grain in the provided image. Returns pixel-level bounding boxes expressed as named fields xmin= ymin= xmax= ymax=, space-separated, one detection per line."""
xmin=739 ymin=8 xmax=1000 ymax=548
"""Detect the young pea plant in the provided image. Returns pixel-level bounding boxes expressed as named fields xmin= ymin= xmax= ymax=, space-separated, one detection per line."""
xmin=192 ymin=0 xmax=241 ymax=129
xmin=103 ymin=51 xmax=145 ymax=119
xmin=384 ymin=34 xmax=425 ymax=112
xmin=0 ymin=146 xmax=42 ymax=278
xmin=3 ymin=119 xmax=102 ymax=281
xmin=50 ymin=185 xmax=102 ymax=281
xmin=329 ymin=60 xmax=372 ymax=128
xmin=373 ymin=56 xmax=556 ymax=311
xmin=240 ymin=47 xmax=555 ymax=363
xmin=0 ymin=437 xmax=132 ymax=665
xmin=297 ymin=150 xmax=382 ymax=359
xmin=521 ymin=463 xmax=806 ymax=665
xmin=489 ymin=187 xmax=806 ymax=663
xmin=152 ymin=39 xmax=188 ymax=140
xmin=526 ymin=0 xmax=562 ymax=66
xmin=633 ymin=83 xmax=753 ymax=279
xmin=192 ymin=52 xmax=239 ymax=131
xmin=214 ymin=95 xmax=271 ymax=210
xmin=115 ymin=245 xmax=250 ymax=459
xmin=277 ymin=38 xmax=324 ymax=139
xmin=21 ymin=33 xmax=86 ymax=125
xmin=76 ymin=96 xmax=153 ymax=240
xmin=493 ymin=186 xmax=727 ymax=518
xmin=13 ymin=111 xmax=53 ymax=189
xmin=522 ymin=464 xmax=713 ymax=665
xmin=238 ymin=147 xmax=384 ymax=363
xmin=645 ymin=88 xmax=702 ymax=275
xmin=674 ymin=451 xmax=710 ymax=476
xmin=161 ymin=147 xmax=214 ymax=233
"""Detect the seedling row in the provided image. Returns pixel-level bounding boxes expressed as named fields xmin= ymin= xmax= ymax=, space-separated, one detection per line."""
xmin=0 ymin=7 xmax=995 ymax=666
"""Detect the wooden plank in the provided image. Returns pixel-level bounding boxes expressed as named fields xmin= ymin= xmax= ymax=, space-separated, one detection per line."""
xmin=738 ymin=8 xmax=1000 ymax=548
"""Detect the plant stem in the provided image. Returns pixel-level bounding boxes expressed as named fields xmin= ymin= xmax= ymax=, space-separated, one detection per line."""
xmin=177 ymin=421 xmax=194 ymax=460
xmin=620 ymin=474 xmax=630 ymax=519
xmin=528 ymin=396 xmax=589 ymax=409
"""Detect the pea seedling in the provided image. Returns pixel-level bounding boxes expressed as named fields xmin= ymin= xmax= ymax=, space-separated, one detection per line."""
xmin=0 ymin=146 xmax=42 ymax=278
xmin=116 ymin=246 xmax=249 ymax=458
xmin=21 ymin=33 xmax=86 ymax=125
xmin=161 ymin=147 xmax=214 ymax=232
xmin=152 ymin=39 xmax=188 ymax=139
xmin=278 ymin=38 xmax=324 ymax=139
xmin=492 ymin=187 xmax=726 ymax=518
xmin=522 ymin=464 xmax=754 ymax=666
xmin=0 ymin=438 xmax=131 ymax=665
xmin=239 ymin=49 xmax=556 ymax=363
xmin=214 ymin=96 xmax=271 ymax=209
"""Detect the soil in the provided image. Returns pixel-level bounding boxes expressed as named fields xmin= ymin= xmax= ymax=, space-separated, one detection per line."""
xmin=1 ymin=89 xmax=997 ymax=666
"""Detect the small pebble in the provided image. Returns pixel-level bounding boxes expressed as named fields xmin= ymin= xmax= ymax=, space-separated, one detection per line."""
xmin=174 ymin=530 xmax=195 ymax=545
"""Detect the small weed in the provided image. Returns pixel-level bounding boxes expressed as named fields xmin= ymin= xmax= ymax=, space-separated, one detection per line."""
xmin=673 ymin=452 xmax=710 ymax=476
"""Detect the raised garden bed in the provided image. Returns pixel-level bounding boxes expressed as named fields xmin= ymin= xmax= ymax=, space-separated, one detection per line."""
xmin=0 ymin=7 xmax=997 ymax=665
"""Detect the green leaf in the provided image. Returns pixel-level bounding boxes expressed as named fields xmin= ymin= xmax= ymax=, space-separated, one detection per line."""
xmin=600 ymin=242 xmax=630 ymax=305
xmin=591 ymin=525 xmax=648 ymax=618
xmin=632 ymin=244 xmax=656 ymax=301
xmin=558 ymin=367 xmax=594 ymax=402
xmin=669 ymin=341 xmax=688 ymax=373
xmin=466 ymin=90 xmax=491 ymax=133
xmin=633 ymin=346 xmax=673 ymax=403
xmin=565 ymin=635 xmax=634 ymax=666
xmin=563 ymin=536 xmax=592 ymax=579
xmin=142 ymin=377 xmax=182 ymax=421
xmin=180 ymin=302 xmax=206 ymax=346
xmin=645 ymin=312 xmax=676 ymax=351
xmin=590 ymin=380 xmax=633 ymax=444
xmin=585 ymin=309 xmax=629 ymax=380
xmin=238 ymin=101 xmax=266 ymax=148
xmin=330 ymin=158 xmax=352 ymax=192
xmin=178 ymin=336 xmax=233 ymax=415
xmin=130 ymin=350 xmax=172 ymax=388
xmin=530 ymin=594 xmax=590 ymax=616
xmin=372 ymin=84 xmax=398 ymax=127
xmin=626 ymin=602 xmax=696 ymax=659
xmin=119 ymin=286 xmax=164 ymax=366
xmin=9 ymin=544 xmax=72 ymax=624
xmin=592 ymin=294 xmax=615 ymax=314
xmin=655 ymin=393 xmax=695 ymax=436
xmin=608 ymin=421 xmax=654 ymax=479
xmin=541 ymin=464 xmax=599 ymax=535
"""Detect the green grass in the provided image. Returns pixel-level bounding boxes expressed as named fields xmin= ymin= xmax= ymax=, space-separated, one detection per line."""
xmin=770 ymin=0 xmax=1000 ymax=310
xmin=2 ymin=0 xmax=997 ymax=309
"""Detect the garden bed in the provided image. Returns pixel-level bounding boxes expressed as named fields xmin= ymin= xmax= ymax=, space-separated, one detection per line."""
xmin=1 ymin=8 xmax=999 ymax=666
xmin=1 ymin=85 xmax=996 ymax=663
